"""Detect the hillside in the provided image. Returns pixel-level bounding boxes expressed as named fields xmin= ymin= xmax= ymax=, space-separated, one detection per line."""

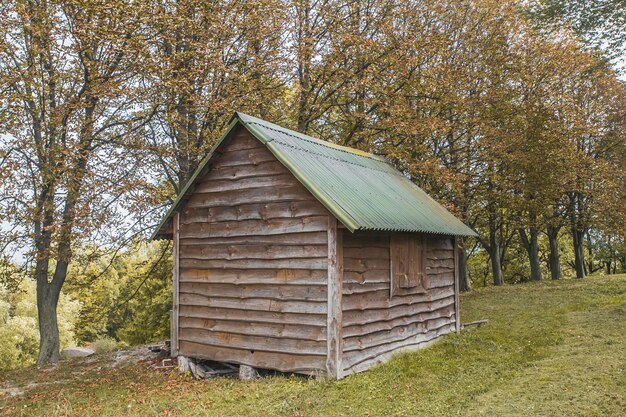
xmin=1 ymin=275 xmax=625 ymax=417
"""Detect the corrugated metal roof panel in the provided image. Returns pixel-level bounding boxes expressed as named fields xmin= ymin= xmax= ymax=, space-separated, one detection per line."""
xmin=237 ymin=113 xmax=476 ymax=237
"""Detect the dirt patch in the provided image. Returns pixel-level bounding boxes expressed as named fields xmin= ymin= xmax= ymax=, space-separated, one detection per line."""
xmin=1 ymin=343 xmax=171 ymax=400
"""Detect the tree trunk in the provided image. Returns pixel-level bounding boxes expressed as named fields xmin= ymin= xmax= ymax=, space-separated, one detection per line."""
xmin=585 ymin=230 xmax=595 ymax=274
xmin=484 ymin=214 xmax=504 ymax=286
xmin=36 ymin=283 xmax=62 ymax=366
xmin=572 ymin=227 xmax=586 ymax=279
xmin=520 ymin=228 xmax=542 ymax=282
xmin=547 ymin=225 xmax=562 ymax=280
xmin=485 ymin=231 xmax=504 ymax=286
xmin=295 ymin=1 xmax=312 ymax=133
xmin=528 ymin=228 xmax=542 ymax=282
xmin=489 ymin=245 xmax=504 ymax=286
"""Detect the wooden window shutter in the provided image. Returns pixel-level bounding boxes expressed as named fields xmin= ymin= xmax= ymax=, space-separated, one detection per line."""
xmin=391 ymin=234 xmax=427 ymax=296
xmin=391 ymin=235 xmax=410 ymax=291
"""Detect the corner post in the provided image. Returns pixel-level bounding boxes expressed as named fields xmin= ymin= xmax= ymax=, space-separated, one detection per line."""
xmin=172 ymin=212 xmax=180 ymax=357
xmin=453 ymin=236 xmax=461 ymax=333
xmin=326 ymin=216 xmax=343 ymax=379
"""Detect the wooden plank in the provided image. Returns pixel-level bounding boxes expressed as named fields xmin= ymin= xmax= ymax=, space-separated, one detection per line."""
xmin=179 ymin=317 xmax=326 ymax=341
xmin=454 ymin=236 xmax=461 ymax=333
xmin=343 ymin=234 xmax=390 ymax=248
xmin=181 ymin=201 xmax=328 ymax=224
xmin=426 ymin=266 xmax=455 ymax=274
xmin=179 ymin=244 xmax=328 ymax=261
xmin=343 ymin=286 xmax=454 ymax=311
xmin=428 ymin=258 xmax=455 ymax=269
xmin=427 ymin=249 xmax=454 ymax=260
xmin=194 ymin=173 xmax=297 ymax=194
xmin=179 ymin=328 xmax=326 ymax=355
xmin=343 ymin=246 xmax=390 ymax=259
xmin=217 ymin=130 xmax=264 ymax=151
xmin=180 ymin=231 xmax=328 ymax=246
xmin=179 ymin=216 xmax=328 ymax=238
xmin=179 ymin=268 xmax=327 ymax=285
xmin=171 ymin=212 xmax=180 ymax=357
xmin=408 ymin=234 xmax=419 ymax=286
xmin=342 ymin=331 xmax=445 ymax=376
xmin=343 ymin=270 xmax=390 ymax=284
xmin=429 ymin=237 xmax=454 ymax=250
xmin=343 ymin=257 xmax=390 ymax=273
xmin=343 ymin=305 xmax=455 ymax=338
xmin=186 ymin=185 xmax=314 ymax=208
xmin=180 ymin=257 xmax=328 ymax=270
xmin=213 ymin=147 xmax=277 ymax=167
xmin=179 ymin=282 xmax=327 ymax=302
xmin=342 ymin=295 xmax=455 ymax=326
xmin=343 ymin=315 xmax=455 ymax=352
xmin=179 ymin=305 xmax=327 ymax=327
xmin=426 ymin=272 xmax=455 ymax=288
xmin=342 ymin=322 xmax=456 ymax=370
xmin=179 ymin=340 xmax=326 ymax=374
xmin=179 ymin=293 xmax=327 ymax=314
xmin=326 ymin=216 xmax=343 ymax=379
xmin=343 ymin=282 xmax=389 ymax=295
xmin=390 ymin=234 xmax=409 ymax=295
xmin=202 ymin=160 xmax=287 ymax=181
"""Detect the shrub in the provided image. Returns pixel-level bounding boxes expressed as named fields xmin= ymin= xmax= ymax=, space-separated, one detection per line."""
xmin=91 ymin=337 xmax=119 ymax=354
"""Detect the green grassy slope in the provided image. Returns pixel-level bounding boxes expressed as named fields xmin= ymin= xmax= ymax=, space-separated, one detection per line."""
xmin=2 ymin=275 xmax=625 ymax=417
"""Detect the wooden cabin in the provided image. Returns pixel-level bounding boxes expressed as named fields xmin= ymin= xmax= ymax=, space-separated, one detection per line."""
xmin=152 ymin=112 xmax=477 ymax=379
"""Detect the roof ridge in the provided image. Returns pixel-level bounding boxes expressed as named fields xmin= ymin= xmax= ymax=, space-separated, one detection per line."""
xmin=236 ymin=112 xmax=387 ymax=163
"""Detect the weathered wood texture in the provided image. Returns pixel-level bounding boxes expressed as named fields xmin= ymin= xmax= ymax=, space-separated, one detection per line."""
xmin=326 ymin=217 xmax=343 ymax=379
xmin=177 ymin=128 xmax=330 ymax=374
xmin=171 ymin=212 xmax=180 ymax=357
xmin=454 ymin=236 xmax=461 ymax=333
xmin=342 ymin=231 xmax=457 ymax=375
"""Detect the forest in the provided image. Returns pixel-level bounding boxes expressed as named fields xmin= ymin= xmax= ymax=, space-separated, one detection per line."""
xmin=0 ymin=0 xmax=624 ymax=370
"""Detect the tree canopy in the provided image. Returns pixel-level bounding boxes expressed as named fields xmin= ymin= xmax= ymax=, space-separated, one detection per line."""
xmin=0 ymin=0 xmax=624 ymax=366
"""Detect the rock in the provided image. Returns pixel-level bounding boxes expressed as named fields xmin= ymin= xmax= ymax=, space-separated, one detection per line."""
xmin=178 ymin=355 xmax=192 ymax=373
xmin=238 ymin=364 xmax=259 ymax=380
xmin=62 ymin=347 xmax=95 ymax=359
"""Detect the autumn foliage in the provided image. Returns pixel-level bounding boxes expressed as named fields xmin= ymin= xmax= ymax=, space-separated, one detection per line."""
xmin=0 ymin=0 xmax=624 ymax=365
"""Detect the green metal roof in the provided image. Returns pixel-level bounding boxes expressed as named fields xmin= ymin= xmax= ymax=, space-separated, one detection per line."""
xmin=152 ymin=112 xmax=477 ymax=239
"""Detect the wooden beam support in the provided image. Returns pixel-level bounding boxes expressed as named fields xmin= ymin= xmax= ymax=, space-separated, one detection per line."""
xmin=172 ymin=212 xmax=180 ymax=357
xmin=453 ymin=236 xmax=461 ymax=334
xmin=326 ymin=216 xmax=343 ymax=379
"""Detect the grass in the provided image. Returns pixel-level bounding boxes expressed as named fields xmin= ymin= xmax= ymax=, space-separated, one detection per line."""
xmin=1 ymin=275 xmax=625 ymax=417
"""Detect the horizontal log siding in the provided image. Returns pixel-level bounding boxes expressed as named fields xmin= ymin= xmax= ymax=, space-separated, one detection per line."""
xmin=177 ymin=128 xmax=329 ymax=374
xmin=342 ymin=232 xmax=457 ymax=375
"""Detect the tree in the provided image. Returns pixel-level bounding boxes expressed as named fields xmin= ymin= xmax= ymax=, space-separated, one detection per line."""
xmin=64 ymin=241 xmax=172 ymax=346
xmin=142 ymin=0 xmax=286 ymax=195
xmin=528 ymin=0 xmax=626 ymax=67
xmin=0 ymin=0 xmax=152 ymax=365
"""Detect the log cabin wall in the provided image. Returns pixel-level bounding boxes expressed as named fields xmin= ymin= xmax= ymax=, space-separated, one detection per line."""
xmin=341 ymin=231 xmax=457 ymax=375
xmin=176 ymin=127 xmax=331 ymax=375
